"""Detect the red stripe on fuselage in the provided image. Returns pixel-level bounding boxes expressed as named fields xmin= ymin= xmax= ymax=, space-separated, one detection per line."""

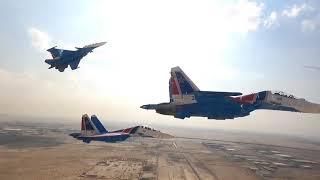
xmin=122 ymin=128 xmax=133 ymax=133
xmin=232 ymin=93 xmax=257 ymax=104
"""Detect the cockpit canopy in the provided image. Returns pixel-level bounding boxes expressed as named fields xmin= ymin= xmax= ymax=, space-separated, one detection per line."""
xmin=272 ymin=91 xmax=297 ymax=99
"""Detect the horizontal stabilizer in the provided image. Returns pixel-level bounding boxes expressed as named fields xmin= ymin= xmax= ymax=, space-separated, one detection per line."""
xmin=47 ymin=46 xmax=57 ymax=51
xmin=196 ymin=91 xmax=242 ymax=97
xmin=45 ymin=59 xmax=54 ymax=65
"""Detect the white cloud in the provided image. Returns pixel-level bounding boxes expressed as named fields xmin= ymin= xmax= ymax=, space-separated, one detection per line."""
xmin=264 ymin=11 xmax=279 ymax=29
xmin=224 ymin=0 xmax=264 ymax=33
xmin=282 ymin=3 xmax=312 ymax=18
xmin=28 ymin=27 xmax=51 ymax=51
xmin=301 ymin=19 xmax=317 ymax=32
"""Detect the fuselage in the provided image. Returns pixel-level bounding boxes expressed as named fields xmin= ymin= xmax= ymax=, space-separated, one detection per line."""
xmin=141 ymin=91 xmax=320 ymax=120
xmin=142 ymin=93 xmax=248 ymax=120
xmin=71 ymin=132 xmax=131 ymax=143
xmin=48 ymin=48 xmax=92 ymax=66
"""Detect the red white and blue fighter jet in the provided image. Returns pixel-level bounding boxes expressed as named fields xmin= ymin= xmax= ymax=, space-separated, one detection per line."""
xmin=69 ymin=114 xmax=138 ymax=143
xmin=140 ymin=66 xmax=320 ymax=120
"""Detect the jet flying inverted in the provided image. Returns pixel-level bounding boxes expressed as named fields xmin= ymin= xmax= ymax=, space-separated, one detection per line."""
xmin=45 ymin=42 xmax=106 ymax=72
xmin=141 ymin=66 xmax=320 ymax=120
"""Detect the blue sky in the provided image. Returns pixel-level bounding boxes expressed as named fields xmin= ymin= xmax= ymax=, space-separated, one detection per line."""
xmin=0 ymin=0 xmax=319 ymax=137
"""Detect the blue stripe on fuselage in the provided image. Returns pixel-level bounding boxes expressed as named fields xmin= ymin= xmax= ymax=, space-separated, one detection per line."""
xmin=174 ymin=95 xmax=245 ymax=119
xmin=78 ymin=134 xmax=130 ymax=143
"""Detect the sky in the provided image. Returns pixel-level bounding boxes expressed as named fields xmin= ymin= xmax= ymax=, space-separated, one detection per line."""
xmin=0 ymin=0 xmax=319 ymax=138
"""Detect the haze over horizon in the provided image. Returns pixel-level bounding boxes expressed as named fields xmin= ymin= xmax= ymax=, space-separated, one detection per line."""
xmin=0 ymin=0 xmax=319 ymax=138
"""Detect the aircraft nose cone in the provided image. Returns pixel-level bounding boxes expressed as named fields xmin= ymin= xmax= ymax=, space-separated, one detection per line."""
xmin=140 ymin=105 xmax=147 ymax=109
xmin=312 ymin=103 xmax=320 ymax=113
xmin=141 ymin=105 xmax=153 ymax=109
xmin=296 ymin=101 xmax=320 ymax=114
xmin=84 ymin=42 xmax=107 ymax=48
xmin=96 ymin=42 xmax=106 ymax=47
xmin=140 ymin=104 xmax=158 ymax=110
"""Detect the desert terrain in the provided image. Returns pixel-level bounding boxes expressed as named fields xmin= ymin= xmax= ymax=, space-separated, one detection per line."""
xmin=0 ymin=120 xmax=319 ymax=180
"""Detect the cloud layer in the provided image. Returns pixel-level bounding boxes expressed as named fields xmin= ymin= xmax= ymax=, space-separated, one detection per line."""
xmin=282 ymin=3 xmax=312 ymax=18
xmin=224 ymin=0 xmax=264 ymax=33
xmin=28 ymin=27 xmax=51 ymax=51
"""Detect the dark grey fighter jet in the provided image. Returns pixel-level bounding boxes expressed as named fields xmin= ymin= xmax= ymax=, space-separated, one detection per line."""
xmin=45 ymin=42 xmax=106 ymax=72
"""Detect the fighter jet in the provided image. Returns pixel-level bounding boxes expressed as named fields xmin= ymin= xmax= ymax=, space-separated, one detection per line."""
xmin=45 ymin=42 xmax=106 ymax=72
xmin=140 ymin=66 xmax=320 ymax=120
xmin=70 ymin=114 xmax=138 ymax=143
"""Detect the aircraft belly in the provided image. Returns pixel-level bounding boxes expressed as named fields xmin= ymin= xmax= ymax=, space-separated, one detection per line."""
xmin=91 ymin=134 xmax=130 ymax=142
xmin=55 ymin=56 xmax=80 ymax=66
xmin=61 ymin=57 xmax=75 ymax=64
xmin=176 ymin=102 xmax=244 ymax=119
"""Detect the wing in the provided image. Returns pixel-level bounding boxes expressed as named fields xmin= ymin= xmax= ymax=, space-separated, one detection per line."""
xmin=47 ymin=47 xmax=75 ymax=58
xmin=197 ymin=91 xmax=242 ymax=97
xmin=47 ymin=47 xmax=62 ymax=58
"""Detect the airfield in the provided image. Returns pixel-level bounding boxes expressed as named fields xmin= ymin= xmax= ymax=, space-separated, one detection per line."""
xmin=0 ymin=119 xmax=320 ymax=180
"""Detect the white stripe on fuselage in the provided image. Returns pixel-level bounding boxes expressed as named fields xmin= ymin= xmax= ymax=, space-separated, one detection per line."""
xmin=171 ymin=94 xmax=197 ymax=104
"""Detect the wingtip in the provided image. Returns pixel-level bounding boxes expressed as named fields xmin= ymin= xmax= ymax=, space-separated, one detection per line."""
xmin=46 ymin=46 xmax=57 ymax=51
xmin=171 ymin=66 xmax=182 ymax=72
